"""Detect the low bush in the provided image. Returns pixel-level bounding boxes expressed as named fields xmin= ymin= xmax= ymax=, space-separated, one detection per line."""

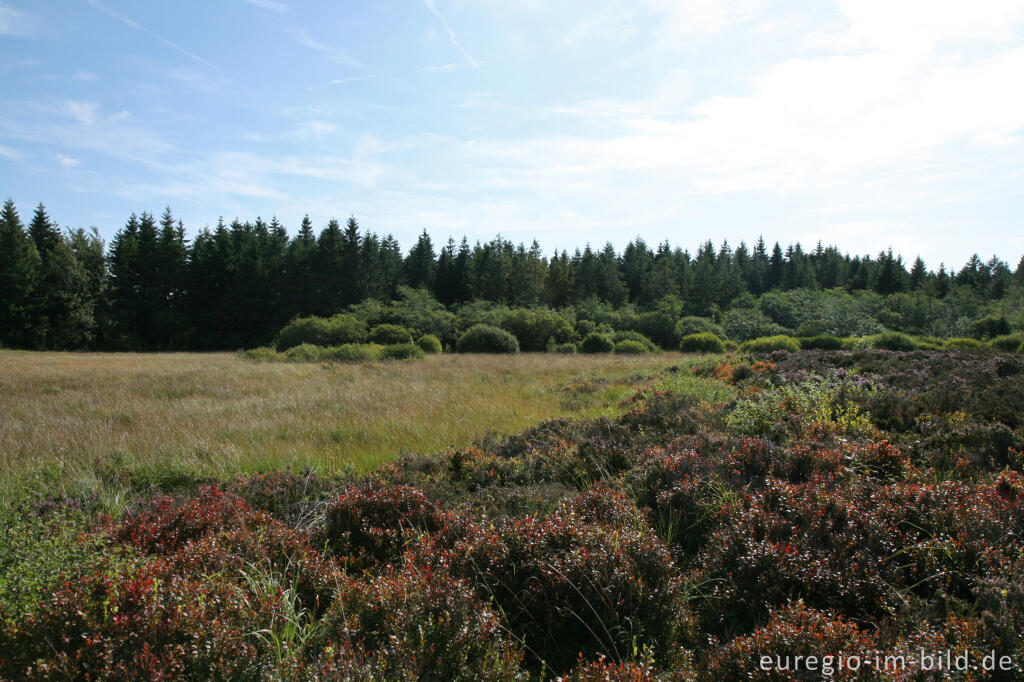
xmin=612 ymin=330 xmax=658 ymax=352
xmin=679 ymin=332 xmax=725 ymax=354
xmin=311 ymin=564 xmax=524 ymax=680
xmin=579 ymin=332 xmax=615 ymax=354
xmin=614 ymin=339 xmax=649 ymax=354
xmin=284 ymin=343 xmax=324 ymax=361
xmin=456 ymin=324 xmax=520 ymax=354
xmin=739 ymin=335 xmax=801 ymax=352
xmin=990 ymin=333 xmax=1024 ymax=352
xmin=276 ymin=314 xmax=367 ymax=351
xmin=871 ymin=331 xmax=917 ymax=351
xmin=798 ymin=334 xmax=844 ymax=350
xmin=369 ymin=323 xmax=413 ymax=345
xmin=416 ymin=333 xmax=442 ymax=354
xmin=500 ymin=308 xmax=576 ymax=352
xmin=243 ymin=346 xmax=283 ymax=362
xmin=944 ymin=337 xmax=986 ymax=351
xmin=381 ymin=343 xmax=426 ymax=360
xmin=552 ymin=342 xmax=577 ymax=354
xmin=321 ymin=343 xmax=384 ymax=362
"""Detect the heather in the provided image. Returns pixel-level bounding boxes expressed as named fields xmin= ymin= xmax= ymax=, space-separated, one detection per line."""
xmin=3 ymin=349 xmax=1024 ymax=679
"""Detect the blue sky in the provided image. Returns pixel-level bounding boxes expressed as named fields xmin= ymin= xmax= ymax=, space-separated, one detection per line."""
xmin=1 ymin=0 xmax=1022 ymax=268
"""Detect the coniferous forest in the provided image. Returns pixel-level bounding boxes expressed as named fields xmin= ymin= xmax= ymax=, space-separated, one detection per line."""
xmin=1 ymin=198 xmax=1022 ymax=351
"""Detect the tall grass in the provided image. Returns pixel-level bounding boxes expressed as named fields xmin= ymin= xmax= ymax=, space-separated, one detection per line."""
xmin=0 ymin=351 xmax=681 ymax=504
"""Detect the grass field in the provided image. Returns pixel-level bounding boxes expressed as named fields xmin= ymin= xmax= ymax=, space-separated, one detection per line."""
xmin=0 ymin=350 xmax=681 ymax=504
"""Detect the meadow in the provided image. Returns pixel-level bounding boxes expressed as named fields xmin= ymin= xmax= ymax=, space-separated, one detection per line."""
xmin=2 ymin=347 xmax=1024 ymax=680
xmin=0 ymin=350 xmax=675 ymax=505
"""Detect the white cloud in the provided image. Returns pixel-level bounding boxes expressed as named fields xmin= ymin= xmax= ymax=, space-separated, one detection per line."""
xmin=86 ymin=0 xmax=216 ymax=69
xmin=330 ymin=75 xmax=372 ymax=85
xmin=0 ymin=3 xmax=38 ymax=36
xmin=0 ymin=144 xmax=24 ymax=160
xmin=57 ymin=154 xmax=82 ymax=169
xmin=242 ymin=0 xmax=288 ymax=13
xmin=66 ymin=100 xmax=100 ymax=125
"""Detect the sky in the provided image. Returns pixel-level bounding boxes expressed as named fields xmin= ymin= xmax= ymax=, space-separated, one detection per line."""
xmin=1 ymin=0 xmax=1023 ymax=269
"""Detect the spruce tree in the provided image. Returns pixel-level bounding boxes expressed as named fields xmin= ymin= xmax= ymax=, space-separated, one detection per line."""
xmin=0 ymin=199 xmax=42 ymax=347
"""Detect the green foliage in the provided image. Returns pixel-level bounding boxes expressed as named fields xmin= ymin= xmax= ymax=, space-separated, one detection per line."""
xmin=679 ymin=332 xmax=725 ymax=353
xmin=719 ymin=307 xmax=790 ymax=342
xmin=870 ymin=331 xmax=917 ymax=351
xmin=416 ymin=333 xmax=443 ymax=353
xmin=634 ymin=310 xmax=681 ymax=349
xmin=552 ymin=342 xmax=577 ymax=354
xmin=368 ymin=323 xmax=413 ymax=345
xmin=499 ymin=308 xmax=576 ymax=352
xmin=990 ymin=333 xmax=1024 ymax=352
xmin=611 ymin=330 xmax=657 ymax=351
xmin=323 ymin=343 xmax=385 ymax=362
xmin=797 ymin=334 xmax=844 ymax=350
xmin=381 ymin=343 xmax=426 ymax=360
xmin=613 ymin=339 xmax=649 ymax=354
xmin=739 ymin=335 xmax=801 ymax=352
xmin=276 ymin=314 xmax=367 ymax=351
xmin=677 ymin=316 xmax=725 ymax=339
xmin=944 ymin=337 xmax=986 ymax=351
xmin=243 ymin=346 xmax=284 ymax=362
xmin=456 ymin=324 xmax=520 ymax=354
xmin=970 ymin=314 xmax=1011 ymax=340
xmin=579 ymin=332 xmax=615 ymax=354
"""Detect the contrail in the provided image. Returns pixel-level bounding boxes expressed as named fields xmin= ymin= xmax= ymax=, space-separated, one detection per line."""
xmin=86 ymin=0 xmax=216 ymax=69
xmin=423 ymin=0 xmax=479 ymax=69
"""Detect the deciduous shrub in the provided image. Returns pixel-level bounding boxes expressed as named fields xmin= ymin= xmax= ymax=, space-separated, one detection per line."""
xmin=276 ymin=314 xmax=367 ymax=350
xmin=381 ymin=343 xmax=426 ymax=360
xmin=553 ymin=342 xmax=577 ymax=354
xmin=798 ymin=334 xmax=844 ymax=350
xmin=635 ymin=311 xmax=682 ymax=350
xmin=679 ymin=332 xmax=725 ymax=354
xmin=456 ymin=324 xmax=520 ymax=354
xmin=739 ymin=335 xmax=801 ymax=352
xmin=369 ymin=323 xmax=413 ymax=345
xmin=321 ymin=343 xmax=384 ymax=362
xmin=580 ymin=332 xmax=615 ymax=354
xmin=870 ymin=331 xmax=917 ymax=351
xmin=416 ymin=333 xmax=442 ymax=353
xmin=319 ymin=483 xmax=448 ymax=570
xmin=970 ymin=314 xmax=1011 ymax=340
xmin=944 ymin=337 xmax=985 ymax=351
xmin=676 ymin=316 xmax=726 ymax=340
xmin=244 ymin=346 xmax=283 ymax=361
xmin=311 ymin=564 xmax=524 ymax=680
xmin=612 ymin=330 xmax=658 ymax=352
xmin=990 ymin=333 xmax=1024 ymax=352
xmin=614 ymin=339 xmax=649 ymax=354
xmin=500 ymin=308 xmax=576 ymax=352
xmin=284 ymin=343 xmax=324 ymax=361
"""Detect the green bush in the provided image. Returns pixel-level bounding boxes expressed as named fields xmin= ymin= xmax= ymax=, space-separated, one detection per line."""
xmin=456 ymin=324 xmax=520 ymax=354
xmin=243 ymin=346 xmax=282 ymax=362
xmin=635 ymin=311 xmax=681 ymax=349
xmin=552 ymin=342 xmax=577 ymax=354
xmin=369 ymin=324 xmax=413 ymax=345
xmin=500 ymin=309 xmax=576 ymax=352
xmin=276 ymin=314 xmax=367 ymax=351
xmin=679 ymin=332 xmax=726 ymax=354
xmin=798 ymin=334 xmax=844 ymax=350
xmin=970 ymin=314 xmax=1011 ymax=340
xmin=870 ymin=332 xmax=917 ymax=351
xmin=614 ymin=340 xmax=649 ymax=354
xmin=579 ymin=332 xmax=615 ymax=354
xmin=943 ymin=337 xmax=986 ymax=351
xmin=739 ymin=335 xmax=801 ymax=353
xmin=321 ymin=343 xmax=384 ymax=362
xmin=283 ymin=343 xmax=323 ymax=361
xmin=415 ymin=334 xmax=442 ymax=354
xmin=381 ymin=343 xmax=426 ymax=360
xmin=677 ymin=316 xmax=726 ymax=339
xmin=724 ymin=339 xmax=739 ymax=351
xmin=612 ymin=330 xmax=658 ymax=352
xmin=989 ymin=333 xmax=1024 ymax=352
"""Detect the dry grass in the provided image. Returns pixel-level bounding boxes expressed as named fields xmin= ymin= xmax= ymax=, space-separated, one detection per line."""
xmin=0 ymin=350 xmax=682 ymax=502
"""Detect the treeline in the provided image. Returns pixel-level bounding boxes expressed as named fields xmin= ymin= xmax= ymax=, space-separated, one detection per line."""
xmin=1 ymin=198 xmax=1022 ymax=350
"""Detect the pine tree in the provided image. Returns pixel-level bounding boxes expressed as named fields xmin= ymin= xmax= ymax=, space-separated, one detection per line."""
xmin=0 ymin=199 xmax=42 ymax=347
xmin=27 ymin=204 xmax=94 ymax=348
xmin=404 ymin=229 xmax=436 ymax=291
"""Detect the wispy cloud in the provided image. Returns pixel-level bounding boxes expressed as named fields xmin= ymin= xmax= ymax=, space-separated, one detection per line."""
xmin=0 ymin=144 xmax=25 ymax=160
xmin=287 ymin=27 xmax=361 ymax=67
xmin=422 ymin=0 xmax=479 ymax=69
xmin=242 ymin=0 xmax=287 ymax=13
xmin=0 ymin=3 xmax=39 ymax=37
xmin=420 ymin=63 xmax=464 ymax=73
xmin=85 ymin=0 xmax=216 ymax=69
xmin=330 ymin=74 xmax=372 ymax=85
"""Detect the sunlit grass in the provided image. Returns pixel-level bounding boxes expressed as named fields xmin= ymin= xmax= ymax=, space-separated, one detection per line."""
xmin=0 ymin=350 xmax=686 ymax=503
